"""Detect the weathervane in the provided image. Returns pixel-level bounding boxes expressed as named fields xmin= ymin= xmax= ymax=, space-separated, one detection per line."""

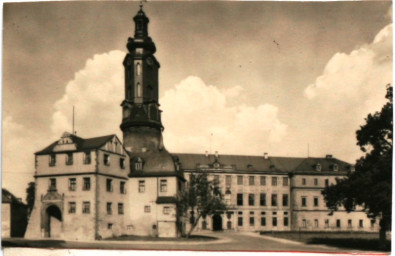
xmin=139 ymin=0 xmax=147 ymax=10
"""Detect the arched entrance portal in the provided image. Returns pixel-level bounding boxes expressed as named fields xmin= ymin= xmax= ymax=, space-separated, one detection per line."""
xmin=212 ymin=214 xmax=222 ymax=231
xmin=45 ymin=205 xmax=62 ymax=238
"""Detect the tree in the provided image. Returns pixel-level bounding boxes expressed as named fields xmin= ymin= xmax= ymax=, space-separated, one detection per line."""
xmin=26 ymin=182 xmax=35 ymax=217
xmin=322 ymin=85 xmax=392 ymax=249
xmin=177 ymin=172 xmax=227 ymax=237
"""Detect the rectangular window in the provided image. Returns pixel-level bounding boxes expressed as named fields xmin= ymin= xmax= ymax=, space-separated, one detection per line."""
xmin=144 ymin=205 xmax=151 ymax=213
xmin=314 ymin=178 xmax=318 ymax=186
xmin=272 ymin=177 xmax=277 ymax=186
xmin=237 ymin=193 xmax=243 ymax=206
xmin=371 ymin=219 xmax=375 ymax=227
xmin=49 ymin=154 xmax=56 ymax=166
xmin=284 ymin=217 xmax=289 ymax=226
xmin=314 ymin=197 xmax=319 ymax=207
xmin=261 ymin=217 xmax=266 ymax=226
xmin=214 ymin=175 xmax=220 ymax=187
xmin=271 ymin=194 xmax=278 ymax=206
xmin=282 ymin=194 xmax=288 ymax=206
xmin=272 ymin=217 xmax=277 ymax=227
xmin=118 ymin=203 xmax=124 ymax=215
xmin=237 ymin=176 xmax=243 ymax=185
xmin=82 ymin=201 xmax=90 ymax=214
xmin=260 ymin=176 xmax=266 ymax=186
xmin=108 ymin=223 xmax=113 ymax=230
xmin=359 ymin=219 xmax=363 ymax=228
xmin=283 ymin=177 xmax=288 ymax=186
xmin=302 ymin=219 xmax=307 ymax=228
xmin=348 ymin=219 xmax=352 ymax=228
xmin=83 ymin=177 xmax=91 ymax=191
xmin=336 ymin=219 xmax=341 ymax=228
xmin=163 ymin=206 xmax=170 ymax=215
xmin=260 ymin=193 xmax=266 ymax=206
xmin=66 ymin=153 xmax=73 ymax=165
xmin=302 ymin=178 xmax=306 ymax=185
xmin=120 ymin=181 xmax=126 ymax=194
xmin=249 ymin=216 xmax=255 ymax=226
xmin=106 ymin=179 xmax=113 ymax=192
xmin=238 ymin=217 xmax=243 ymax=226
xmin=248 ymin=194 xmax=255 ymax=206
xmin=104 ymin=154 xmax=110 ymax=166
xmin=249 ymin=176 xmax=255 ymax=186
xmin=107 ymin=202 xmax=112 ymax=215
xmin=69 ymin=178 xmax=76 ymax=191
xmin=139 ymin=180 xmax=145 ymax=193
xmin=68 ymin=202 xmax=76 ymax=214
xmin=302 ymin=196 xmax=307 ymax=207
xmin=120 ymin=158 xmax=125 ymax=169
xmin=325 ymin=219 xmax=329 ymax=228
xmin=325 ymin=179 xmax=329 ymax=186
xmin=84 ymin=151 xmax=91 ymax=164
xmin=160 ymin=179 xmax=167 ymax=192
xmin=49 ymin=178 xmax=56 ymax=190
xmin=225 ymin=175 xmax=232 ymax=188
xmin=313 ymin=219 xmax=318 ymax=228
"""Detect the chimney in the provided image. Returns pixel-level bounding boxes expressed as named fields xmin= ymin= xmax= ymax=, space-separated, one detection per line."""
xmin=205 ymin=151 xmax=209 ymax=157
xmin=326 ymin=154 xmax=333 ymax=159
xmin=263 ymin=152 xmax=268 ymax=159
xmin=215 ymin=151 xmax=219 ymax=158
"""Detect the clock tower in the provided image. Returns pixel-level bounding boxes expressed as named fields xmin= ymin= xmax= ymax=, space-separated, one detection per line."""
xmin=121 ymin=5 xmax=164 ymax=153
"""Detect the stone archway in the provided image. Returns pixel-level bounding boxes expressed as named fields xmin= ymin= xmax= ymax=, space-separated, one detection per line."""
xmin=212 ymin=214 xmax=222 ymax=231
xmin=44 ymin=205 xmax=62 ymax=238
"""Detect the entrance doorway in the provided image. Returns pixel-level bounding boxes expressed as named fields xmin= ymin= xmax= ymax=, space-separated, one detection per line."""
xmin=212 ymin=214 xmax=222 ymax=231
xmin=45 ymin=205 xmax=62 ymax=238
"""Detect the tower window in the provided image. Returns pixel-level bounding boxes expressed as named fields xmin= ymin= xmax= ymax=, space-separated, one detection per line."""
xmin=137 ymin=83 xmax=142 ymax=97
xmin=49 ymin=178 xmax=56 ymax=190
xmin=302 ymin=196 xmax=307 ymax=207
xmin=136 ymin=63 xmax=141 ymax=76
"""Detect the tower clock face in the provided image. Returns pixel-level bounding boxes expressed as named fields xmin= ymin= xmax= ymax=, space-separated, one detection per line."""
xmin=146 ymin=57 xmax=154 ymax=66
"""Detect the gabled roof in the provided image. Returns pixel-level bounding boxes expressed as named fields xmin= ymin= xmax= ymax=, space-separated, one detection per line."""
xmin=172 ymin=153 xmax=351 ymax=174
xmin=2 ymin=189 xmax=25 ymax=205
xmin=35 ymin=134 xmax=117 ymax=155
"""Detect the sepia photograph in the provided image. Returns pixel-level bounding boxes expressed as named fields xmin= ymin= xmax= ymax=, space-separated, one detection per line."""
xmin=1 ymin=0 xmax=392 ymax=254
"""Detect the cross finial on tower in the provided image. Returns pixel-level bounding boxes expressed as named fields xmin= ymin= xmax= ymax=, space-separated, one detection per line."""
xmin=139 ymin=0 xmax=144 ymax=10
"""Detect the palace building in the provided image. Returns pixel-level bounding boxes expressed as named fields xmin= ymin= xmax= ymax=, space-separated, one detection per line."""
xmin=24 ymin=6 xmax=378 ymax=241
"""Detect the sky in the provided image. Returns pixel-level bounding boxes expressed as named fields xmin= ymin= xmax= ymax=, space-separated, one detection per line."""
xmin=2 ymin=1 xmax=393 ymax=200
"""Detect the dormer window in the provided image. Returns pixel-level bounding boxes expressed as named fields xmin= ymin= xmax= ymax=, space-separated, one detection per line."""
xmin=134 ymin=157 xmax=143 ymax=171
xmin=315 ymin=163 xmax=322 ymax=172
xmin=333 ymin=164 xmax=339 ymax=172
xmin=66 ymin=153 xmax=73 ymax=165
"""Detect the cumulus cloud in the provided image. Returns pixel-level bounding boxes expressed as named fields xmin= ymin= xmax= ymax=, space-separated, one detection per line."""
xmin=303 ymin=23 xmax=392 ymax=161
xmin=161 ymin=76 xmax=287 ymax=155
xmin=51 ymin=54 xmax=287 ymax=156
xmin=51 ymin=50 xmax=125 ymax=139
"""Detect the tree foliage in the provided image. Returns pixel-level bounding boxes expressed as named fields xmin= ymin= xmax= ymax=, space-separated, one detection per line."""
xmin=177 ymin=172 xmax=227 ymax=237
xmin=322 ymin=85 xmax=392 ymax=248
xmin=26 ymin=182 xmax=35 ymax=217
